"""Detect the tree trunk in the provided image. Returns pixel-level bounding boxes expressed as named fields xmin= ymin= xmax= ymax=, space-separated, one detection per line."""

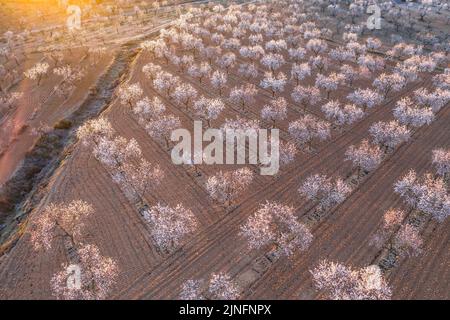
xmin=164 ymin=137 xmax=170 ymax=149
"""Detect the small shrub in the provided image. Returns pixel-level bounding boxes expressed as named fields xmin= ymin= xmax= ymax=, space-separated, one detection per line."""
xmin=54 ymin=119 xmax=72 ymax=130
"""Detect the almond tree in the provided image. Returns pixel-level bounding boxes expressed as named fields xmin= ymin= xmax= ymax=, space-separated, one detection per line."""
xmin=311 ymin=260 xmax=391 ymax=300
xmin=299 ymin=174 xmax=351 ymax=211
xmin=414 ymin=87 xmax=450 ymax=113
xmin=117 ymin=83 xmax=143 ymax=108
xmin=432 ymin=148 xmax=450 ymax=179
xmin=240 ymin=201 xmax=312 ymax=257
xmin=51 ymin=244 xmax=118 ymax=300
xmin=229 ymin=84 xmax=257 ymax=109
xmin=370 ymin=208 xmax=406 ymax=249
xmin=167 ymin=52 xmax=181 ymax=69
xmin=357 ymin=55 xmax=384 ymax=73
xmin=329 ymin=47 xmax=355 ymax=65
xmin=140 ymin=38 xmax=168 ymax=59
xmin=180 ymin=279 xmax=204 ymax=300
xmin=432 ymin=68 xmax=450 ymax=90
xmin=93 ymin=136 xmax=142 ymax=171
xmin=288 ymin=115 xmax=330 ymax=148
xmin=261 ymin=97 xmax=287 ymax=126
xmin=265 ymin=39 xmax=287 ymax=53
xmin=345 ymin=139 xmax=383 ymax=176
xmin=238 ymin=63 xmax=258 ymax=80
xmin=223 ymin=38 xmax=241 ymax=51
xmin=260 ymin=71 xmax=287 ymax=97
xmin=249 ymin=33 xmax=263 ymax=45
xmin=181 ymin=273 xmax=240 ymax=300
xmin=202 ymin=46 xmax=222 ymax=64
xmin=208 ymin=273 xmax=240 ymax=300
xmin=393 ymin=97 xmax=434 ymax=128
xmin=288 ymin=47 xmax=306 ymax=62
xmin=384 ymin=208 xmax=407 ymax=230
xmin=369 ymin=120 xmax=410 ymax=151
xmin=394 ymin=171 xmax=450 ymax=222
xmin=217 ymin=52 xmax=236 ymax=73
xmin=221 ymin=117 xmax=260 ymax=133
xmin=30 ymin=200 xmax=94 ymax=251
xmin=76 ymin=118 xmax=114 ymax=147
xmin=315 ymin=72 xmax=342 ymax=99
xmin=402 ymin=54 xmax=436 ymax=74
xmin=291 ymin=85 xmax=321 ymax=111
xmin=306 ymin=38 xmax=328 ymax=55
xmin=188 ymin=62 xmax=212 ymax=83
xmin=206 ymin=168 xmax=254 ymax=207
xmin=142 ymin=62 xmax=162 ymax=81
xmin=279 ymin=141 xmax=298 ymax=166
xmin=239 ymin=45 xmax=265 ymax=62
xmin=302 ymin=25 xmax=321 ymax=40
xmin=346 ymin=41 xmax=366 ymax=59
xmin=366 ymin=37 xmax=382 ymax=51
xmin=343 ymin=32 xmax=358 ymax=43
xmin=340 ymin=64 xmax=361 ymax=87
xmin=394 ymin=224 xmax=423 ymax=257
xmin=395 ymin=63 xmax=419 ymax=84
xmin=24 ymin=62 xmax=50 ymax=86
xmin=153 ymin=71 xmax=180 ymax=96
xmin=347 ymin=88 xmax=382 ymax=112
xmin=172 ymin=83 xmax=198 ymax=108
xmin=291 ymin=63 xmax=311 ymax=85
xmin=114 ymin=159 xmax=164 ymax=202
xmin=177 ymin=54 xmax=195 ymax=73
xmin=210 ymin=70 xmax=227 ymax=96
xmin=0 ymin=91 xmax=22 ymax=112
xmin=133 ymin=96 xmax=166 ymax=122
xmin=180 ymin=33 xmax=202 ymax=54
xmin=393 ymin=170 xmax=421 ymax=208
xmin=373 ymin=73 xmax=406 ymax=99
xmin=416 ymin=174 xmax=450 ymax=222
xmin=142 ymin=203 xmax=198 ymax=253
xmin=211 ymin=32 xmax=225 ymax=46
xmin=193 ymin=96 xmax=225 ymax=127
xmin=260 ymin=53 xmax=285 ymax=72
xmin=146 ymin=114 xmax=181 ymax=147
xmin=321 ymin=101 xmax=364 ymax=126
xmin=53 ymin=65 xmax=85 ymax=99
xmin=309 ymin=56 xmax=330 ymax=73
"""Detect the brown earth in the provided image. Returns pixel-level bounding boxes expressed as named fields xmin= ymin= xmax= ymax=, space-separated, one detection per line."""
xmin=0 ymin=2 xmax=448 ymax=300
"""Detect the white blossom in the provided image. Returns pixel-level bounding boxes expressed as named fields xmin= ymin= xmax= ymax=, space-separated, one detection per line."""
xmin=261 ymin=97 xmax=287 ymax=124
xmin=369 ymin=121 xmax=410 ymax=150
xmin=260 ymin=71 xmax=287 ymax=97
xmin=345 ymin=140 xmax=383 ymax=173
xmin=311 ymin=260 xmax=391 ymax=300
xmin=288 ymin=115 xmax=331 ymax=146
xmin=347 ymin=88 xmax=382 ymax=111
xmin=240 ymin=201 xmax=312 ymax=256
xmin=206 ymin=168 xmax=254 ymax=206
xmin=143 ymin=203 xmax=198 ymax=252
